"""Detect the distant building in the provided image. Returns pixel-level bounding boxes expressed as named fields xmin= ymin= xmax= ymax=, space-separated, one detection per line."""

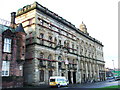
xmin=0 ymin=12 xmax=26 ymax=88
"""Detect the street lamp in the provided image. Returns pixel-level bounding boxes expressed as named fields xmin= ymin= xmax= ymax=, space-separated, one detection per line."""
xmin=112 ymin=60 xmax=115 ymax=78
xmin=112 ymin=60 xmax=115 ymax=69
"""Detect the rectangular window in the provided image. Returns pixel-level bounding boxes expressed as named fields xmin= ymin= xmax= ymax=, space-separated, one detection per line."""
xmin=49 ymin=36 xmax=52 ymax=47
xmin=58 ymin=40 xmax=61 ymax=46
xmin=40 ymin=33 xmax=44 ymax=45
xmin=40 ymin=70 xmax=44 ymax=82
xmin=3 ymin=38 xmax=11 ymax=53
xmin=48 ymin=23 xmax=52 ymax=29
xmin=29 ymin=19 xmax=32 ymax=25
xmin=2 ymin=61 xmax=10 ymax=76
xmin=40 ymin=19 xmax=43 ymax=25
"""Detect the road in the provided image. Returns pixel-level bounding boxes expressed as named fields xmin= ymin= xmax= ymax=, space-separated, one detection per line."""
xmin=3 ymin=80 xmax=120 ymax=90
xmin=68 ymin=80 xmax=119 ymax=88
xmin=49 ymin=80 xmax=119 ymax=89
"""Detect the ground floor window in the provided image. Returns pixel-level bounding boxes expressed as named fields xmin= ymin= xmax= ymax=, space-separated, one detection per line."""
xmin=40 ymin=70 xmax=44 ymax=82
xmin=2 ymin=61 xmax=10 ymax=76
xmin=49 ymin=70 xmax=53 ymax=78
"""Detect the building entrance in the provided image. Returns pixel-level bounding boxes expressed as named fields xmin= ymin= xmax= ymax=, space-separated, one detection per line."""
xmin=68 ymin=71 xmax=72 ymax=83
xmin=73 ymin=72 xmax=76 ymax=83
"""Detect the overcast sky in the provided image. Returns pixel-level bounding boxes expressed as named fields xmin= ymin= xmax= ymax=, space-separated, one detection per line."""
xmin=0 ymin=0 xmax=118 ymax=69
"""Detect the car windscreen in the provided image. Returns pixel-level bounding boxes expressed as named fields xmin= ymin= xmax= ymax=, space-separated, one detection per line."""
xmin=50 ymin=79 xmax=55 ymax=82
xmin=57 ymin=79 xmax=65 ymax=82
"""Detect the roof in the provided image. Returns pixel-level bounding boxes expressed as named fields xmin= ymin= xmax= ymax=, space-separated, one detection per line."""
xmin=15 ymin=23 xmax=26 ymax=33
xmin=0 ymin=24 xmax=15 ymax=34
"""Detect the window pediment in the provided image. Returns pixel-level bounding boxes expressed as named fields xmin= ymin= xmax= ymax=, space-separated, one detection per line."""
xmin=2 ymin=29 xmax=15 ymax=38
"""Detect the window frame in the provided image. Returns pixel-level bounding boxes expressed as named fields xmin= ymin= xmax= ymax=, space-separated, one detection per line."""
xmin=2 ymin=61 xmax=10 ymax=76
xmin=40 ymin=33 xmax=44 ymax=45
xmin=3 ymin=38 xmax=12 ymax=53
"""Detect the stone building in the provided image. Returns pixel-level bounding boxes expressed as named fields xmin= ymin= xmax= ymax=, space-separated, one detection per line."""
xmin=0 ymin=12 xmax=26 ymax=88
xmin=15 ymin=2 xmax=105 ymax=85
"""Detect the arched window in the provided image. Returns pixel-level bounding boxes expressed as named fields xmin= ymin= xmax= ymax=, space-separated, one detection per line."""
xmin=40 ymin=53 xmax=44 ymax=58
xmin=48 ymin=54 xmax=52 ymax=60
xmin=58 ymin=56 xmax=62 ymax=61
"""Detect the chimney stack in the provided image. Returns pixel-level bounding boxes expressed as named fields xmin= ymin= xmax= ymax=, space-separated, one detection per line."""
xmin=10 ymin=12 xmax=16 ymax=28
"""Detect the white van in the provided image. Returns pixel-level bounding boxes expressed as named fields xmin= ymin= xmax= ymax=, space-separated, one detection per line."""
xmin=49 ymin=76 xmax=69 ymax=87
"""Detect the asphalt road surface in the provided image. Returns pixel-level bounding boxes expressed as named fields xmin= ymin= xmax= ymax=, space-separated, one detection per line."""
xmin=3 ymin=80 xmax=120 ymax=90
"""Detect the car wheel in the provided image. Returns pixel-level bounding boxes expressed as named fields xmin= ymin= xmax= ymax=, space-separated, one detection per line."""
xmin=57 ymin=84 xmax=60 ymax=88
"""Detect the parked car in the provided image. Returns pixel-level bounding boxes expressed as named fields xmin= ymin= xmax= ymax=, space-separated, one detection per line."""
xmin=115 ymin=76 xmax=120 ymax=81
xmin=49 ymin=76 xmax=69 ymax=88
xmin=107 ymin=77 xmax=114 ymax=80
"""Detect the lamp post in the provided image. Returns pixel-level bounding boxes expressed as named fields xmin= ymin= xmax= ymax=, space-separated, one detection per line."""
xmin=112 ymin=60 xmax=115 ymax=79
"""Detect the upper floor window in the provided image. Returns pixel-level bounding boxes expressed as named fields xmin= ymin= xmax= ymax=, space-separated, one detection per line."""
xmin=54 ymin=37 xmax=57 ymax=46
xmin=40 ymin=19 xmax=43 ymax=25
xmin=40 ymin=33 xmax=44 ymax=38
xmin=76 ymin=45 xmax=79 ymax=54
xmin=29 ymin=19 xmax=32 ymax=25
xmin=48 ymin=54 xmax=52 ymax=66
xmin=2 ymin=61 xmax=10 ymax=76
xmin=72 ymin=43 xmax=74 ymax=52
xmin=3 ymin=38 xmax=11 ymax=53
xmin=64 ymin=41 xmax=67 ymax=48
xmin=58 ymin=56 xmax=62 ymax=61
xmin=67 ymin=42 xmax=69 ymax=48
xmin=40 ymin=33 xmax=44 ymax=45
xmin=49 ymin=36 xmax=52 ymax=47
xmin=40 ymin=53 xmax=46 ymax=66
xmin=58 ymin=62 xmax=62 ymax=70
xmin=58 ymin=40 xmax=61 ymax=46
xmin=40 ymin=53 xmax=44 ymax=59
xmin=48 ymin=23 xmax=52 ymax=29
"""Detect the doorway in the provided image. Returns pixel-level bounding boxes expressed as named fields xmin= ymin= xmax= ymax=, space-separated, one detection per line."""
xmin=73 ymin=72 xmax=76 ymax=83
xmin=68 ymin=71 xmax=72 ymax=83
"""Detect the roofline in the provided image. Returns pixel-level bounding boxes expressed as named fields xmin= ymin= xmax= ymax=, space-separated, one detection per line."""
xmin=16 ymin=2 xmax=103 ymax=46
